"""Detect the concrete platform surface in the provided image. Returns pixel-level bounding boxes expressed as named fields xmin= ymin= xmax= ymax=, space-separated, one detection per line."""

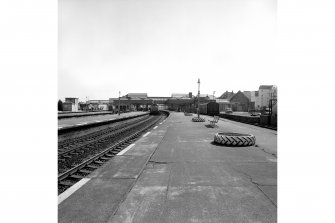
xmin=58 ymin=112 xmax=277 ymax=223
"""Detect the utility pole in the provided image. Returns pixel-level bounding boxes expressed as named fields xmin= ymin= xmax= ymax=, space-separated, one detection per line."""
xmin=118 ymin=91 xmax=121 ymax=116
xmin=197 ymin=78 xmax=200 ymax=118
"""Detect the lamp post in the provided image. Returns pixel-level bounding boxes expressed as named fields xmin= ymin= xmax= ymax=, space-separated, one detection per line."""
xmin=118 ymin=91 xmax=121 ymax=116
xmin=197 ymin=78 xmax=200 ymax=118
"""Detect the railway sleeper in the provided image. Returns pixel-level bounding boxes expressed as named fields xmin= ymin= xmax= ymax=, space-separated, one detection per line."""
xmin=59 ymin=181 xmax=75 ymax=186
xmin=69 ymin=174 xmax=84 ymax=179
xmin=100 ymin=156 xmax=110 ymax=161
xmin=109 ymin=151 xmax=119 ymax=155
xmin=79 ymin=169 xmax=93 ymax=174
xmin=94 ymin=160 xmax=104 ymax=164
xmin=104 ymin=153 xmax=114 ymax=157
xmin=87 ymin=164 xmax=99 ymax=169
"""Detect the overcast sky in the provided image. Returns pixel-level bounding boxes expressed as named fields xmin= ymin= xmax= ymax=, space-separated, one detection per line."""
xmin=59 ymin=0 xmax=276 ymax=101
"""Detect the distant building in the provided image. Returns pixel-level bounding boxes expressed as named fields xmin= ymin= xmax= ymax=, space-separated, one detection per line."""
xmin=109 ymin=93 xmax=152 ymax=112
xmin=218 ymin=91 xmax=234 ymax=100
xmin=165 ymin=92 xmax=196 ymax=112
xmin=250 ymin=91 xmax=260 ymax=109
xmin=78 ymin=102 xmax=88 ymax=111
xmin=258 ymin=85 xmax=277 ymax=109
xmin=87 ymin=100 xmax=110 ymax=111
xmin=242 ymin=91 xmax=251 ymax=100
xmin=63 ymin=97 xmax=79 ymax=111
xmin=229 ymin=91 xmax=250 ymax=112
xmin=171 ymin=93 xmax=189 ymax=98
xmin=215 ymin=98 xmax=232 ymax=112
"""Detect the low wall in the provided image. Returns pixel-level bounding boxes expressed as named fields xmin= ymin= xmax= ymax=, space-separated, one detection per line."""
xmin=219 ymin=113 xmax=260 ymax=124
xmin=260 ymin=115 xmax=277 ymax=127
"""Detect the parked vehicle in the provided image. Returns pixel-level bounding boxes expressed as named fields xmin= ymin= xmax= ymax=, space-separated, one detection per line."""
xmin=225 ymin=109 xmax=233 ymax=114
xmin=199 ymin=102 xmax=220 ymax=116
xmin=250 ymin=112 xmax=261 ymax=116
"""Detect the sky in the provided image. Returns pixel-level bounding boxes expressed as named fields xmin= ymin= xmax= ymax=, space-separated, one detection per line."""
xmin=59 ymin=0 xmax=277 ymax=101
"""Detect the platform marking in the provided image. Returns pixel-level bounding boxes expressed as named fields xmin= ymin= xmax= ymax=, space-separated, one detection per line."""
xmin=58 ymin=178 xmax=91 ymax=205
xmin=143 ymin=132 xmax=151 ymax=137
xmin=159 ymin=122 xmax=163 ymax=125
xmin=153 ymin=126 xmax=158 ymax=129
xmin=58 ymin=126 xmax=63 ymax=129
xmin=117 ymin=143 xmax=135 ymax=156
xmin=58 ymin=124 xmax=70 ymax=128
xmin=95 ymin=120 xmax=101 ymax=122
xmin=76 ymin=122 xmax=87 ymax=126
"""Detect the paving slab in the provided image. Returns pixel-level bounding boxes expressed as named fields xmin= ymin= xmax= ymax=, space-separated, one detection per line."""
xmin=258 ymin=186 xmax=277 ymax=206
xmin=58 ymin=178 xmax=134 ymax=223
xmin=168 ymin=161 xmax=250 ymax=187
xmin=108 ymin=164 xmax=169 ymax=223
xmin=90 ymin=155 xmax=152 ymax=179
xmin=163 ymin=185 xmax=276 ymax=223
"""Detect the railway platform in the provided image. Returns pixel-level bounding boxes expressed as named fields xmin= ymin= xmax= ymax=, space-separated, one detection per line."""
xmin=58 ymin=111 xmax=277 ymax=223
xmin=58 ymin=111 xmax=115 ymax=119
xmin=58 ymin=111 xmax=149 ymax=131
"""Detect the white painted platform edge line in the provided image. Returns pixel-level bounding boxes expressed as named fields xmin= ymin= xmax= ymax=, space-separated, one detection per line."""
xmin=117 ymin=143 xmax=135 ymax=155
xmin=58 ymin=178 xmax=91 ymax=205
xmin=143 ymin=132 xmax=151 ymax=137
xmin=95 ymin=120 xmax=101 ymax=122
xmin=153 ymin=126 xmax=158 ymax=129
xmin=159 ymin=122 xmax=163 ymax=125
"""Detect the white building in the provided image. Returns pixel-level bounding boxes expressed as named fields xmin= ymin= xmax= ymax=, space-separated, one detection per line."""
xmin=258 ymin=85 xmax=277 ymax=108
xmin=250 ymin=91 xmax=261 ymax=109
xmin=64 ymin=97 xmax=79 ymax=111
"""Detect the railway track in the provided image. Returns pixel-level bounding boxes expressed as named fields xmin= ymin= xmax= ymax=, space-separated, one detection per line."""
xmin=58 ymin=116 xmax=151 ymax=158
xmin=58 ymin=113 xmax=166 ymax=195
xmin=58 ymin=115 xmax=149 ymax=150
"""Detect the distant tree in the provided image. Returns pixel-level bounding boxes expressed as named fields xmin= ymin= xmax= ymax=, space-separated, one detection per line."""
xmin=58 ymin=100 xmax=63 ymax=111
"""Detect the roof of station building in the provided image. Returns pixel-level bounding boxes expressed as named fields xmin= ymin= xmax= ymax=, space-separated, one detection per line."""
xmin=171 ymin=93 xmax=189 ymax=98
xmin=259 ymin=85 xmax=274 ymax=90
xmin=126 ymin=93 xmax=148 ymax=98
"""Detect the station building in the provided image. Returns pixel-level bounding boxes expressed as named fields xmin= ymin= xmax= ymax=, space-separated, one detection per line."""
xmin=62 ymin=98 xmax=79 ymax=112
xmin=109 ymin=93 xmax=153 ymax=112
xmin=86 ymin=100 xmax=109 ymax=111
